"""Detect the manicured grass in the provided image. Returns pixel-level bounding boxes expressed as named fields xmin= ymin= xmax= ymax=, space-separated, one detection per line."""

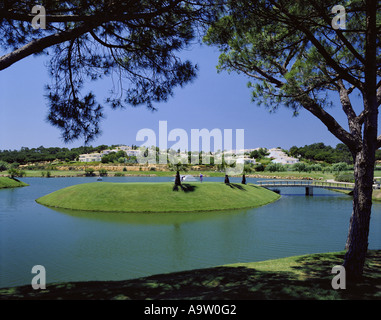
xmin=373 ymin=190 xmax=381 ymax=201
xmin=36 ymin=182 xmax=280 ymax=213
xmin=332 ymin=188 xmax=381 ymax=202
xmin=0 ymin=177 xmax=28 ymax=189
xmin=1 ymin=250 xmax=380 ymax=300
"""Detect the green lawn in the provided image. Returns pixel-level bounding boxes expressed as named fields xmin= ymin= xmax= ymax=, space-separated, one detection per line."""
xmin=0 ymin=177 xmax=28 ymax=189
xmin=36 ymin=182 xmax=280 ymax=213
xmin=373 ymin=190 xmax=381 ymax=201
xmin=1 ymin=250 xmax=380 ymax=300
xmin=332 ymin=188 xmax=381 ymax=202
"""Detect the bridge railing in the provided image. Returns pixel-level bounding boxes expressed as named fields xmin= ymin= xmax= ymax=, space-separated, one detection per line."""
xmin=257 ymin=180 xmax=355 ymax=190
xmin=256 ymin=179 xmax=381 ymax=190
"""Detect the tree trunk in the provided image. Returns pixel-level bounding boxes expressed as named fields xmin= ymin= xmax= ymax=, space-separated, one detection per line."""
xmin=241 ymin=174 xmax=246 ymax=184
xmin=344 ymin=0 xmax=378 ymax=280
xmin=224 ymin=175 xmax=230 ymax=184
xmin=175 ymin=170 xmax=181 ymax=186
xmin=343 ymin=148 xmax=375 ymax=280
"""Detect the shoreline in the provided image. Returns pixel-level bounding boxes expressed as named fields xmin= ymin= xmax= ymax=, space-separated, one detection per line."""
xmin=1 ymin=250 xmax=380 ymax=300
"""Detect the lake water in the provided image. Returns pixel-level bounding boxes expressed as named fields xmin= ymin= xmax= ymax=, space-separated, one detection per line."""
xmin=0 ymin=176 xmax=380 ymax=288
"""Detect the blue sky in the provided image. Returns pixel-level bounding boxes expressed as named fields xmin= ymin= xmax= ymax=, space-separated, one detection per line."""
xmin=0 ymin=43 xmax=372 ymax=151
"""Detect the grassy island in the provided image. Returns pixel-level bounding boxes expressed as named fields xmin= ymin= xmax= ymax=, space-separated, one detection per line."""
xmin=35 ymin=182 xmax=280 ymax=213
xmin=0 ymin=177 xmax=28 ymax=189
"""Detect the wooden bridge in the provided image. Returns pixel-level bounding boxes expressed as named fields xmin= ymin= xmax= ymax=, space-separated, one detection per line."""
xmin=256 ymin=180 xmax=355 ymax=196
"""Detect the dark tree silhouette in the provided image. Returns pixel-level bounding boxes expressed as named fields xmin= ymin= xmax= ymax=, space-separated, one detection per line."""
xmin=205 ymin=0 xmax=381 ymax=279
xmin=0 ymin=0 xmax=220 ymax=143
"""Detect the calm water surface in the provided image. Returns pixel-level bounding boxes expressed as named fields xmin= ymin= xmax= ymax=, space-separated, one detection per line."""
xmin=1 ymin=176 xmax=380 ymax=288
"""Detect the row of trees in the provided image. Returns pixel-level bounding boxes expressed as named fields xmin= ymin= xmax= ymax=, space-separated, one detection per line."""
xmin=265 ymin=162 xmax=352 ymax=173
xmin=0 ymin=145 xmax=125 ymax=165
xmin=288 ymin=143 xmax=353 ymax=164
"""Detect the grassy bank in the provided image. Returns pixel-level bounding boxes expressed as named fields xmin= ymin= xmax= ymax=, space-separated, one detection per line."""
xmin=332 ymin=188 xmax=381 ymax=202
xmin=373 ymin=190 xmax=381 ymax=201
xmin=1 ymin=250 xmax=380 ymax=300
xmin=36 ymin=182 xmax=280 ymax=213
xmin=0 ymin=177 xmax=28 ymax=189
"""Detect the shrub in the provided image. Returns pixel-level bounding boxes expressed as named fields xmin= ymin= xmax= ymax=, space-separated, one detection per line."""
xmin=99 ymin=168 xmax=108 ymax=176
xmin=335 ymin=173 xmax=354 ymax=183
xmin=85 ymin=167 xmax=95 ymax=176
xmin=332 ymin=162 xmax=350 ymax=172
xmin=8 ymin=168 xmax=25 ymax=178
xmin=0 ymin=160 xmax=9 ymax=171
xmin=10 ymin=162 xmax=20 ymax=169
xmin=255 ymin=163 xmax=265 ymax=172
xmin=266 ymin=163 xmax=286 ymax=172
xmin=114 ymin=172 xmax=125 ymax=177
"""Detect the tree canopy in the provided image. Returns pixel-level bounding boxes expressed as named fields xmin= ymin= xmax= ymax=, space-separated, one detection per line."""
xmin=204 ymin=0 xmax=380 ymax=279
xmin=0 ymin=0 xmax=220 ymax=143
xmin=289 ymin=142 xmax=353 ymax=164
xmin=204 ymin=0 xmax=381 ymax=152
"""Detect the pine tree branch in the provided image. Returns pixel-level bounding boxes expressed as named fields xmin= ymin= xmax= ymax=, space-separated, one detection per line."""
xmin=0 ymin=24 xmax=93 ymax=70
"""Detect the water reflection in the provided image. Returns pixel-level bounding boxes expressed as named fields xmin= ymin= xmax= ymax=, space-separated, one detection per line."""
xmin=49 ymin=206 xmax=245 ymax=226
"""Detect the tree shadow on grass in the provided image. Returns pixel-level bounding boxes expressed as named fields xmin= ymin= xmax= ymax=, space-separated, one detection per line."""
xmin=0 ymin=267 xmax=310 ymax=300
xmin=291 ymin=251 xmax=381 ymax=300
xmin=225 ymin=183 xmax=247 ymax=191
xmin=1 ymin=251 xmax=380 ymax=300
xmin=172 ymin=183 xmax=197 ymax=193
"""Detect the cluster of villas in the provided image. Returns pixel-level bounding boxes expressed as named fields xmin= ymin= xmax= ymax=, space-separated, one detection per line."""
xmin=267 ymin=148 xmax=300 ymax=165
xmin=78 ymin=146 xmax=299 ymax=165
xmin=78 ymin=146 xmax=140 ymax=162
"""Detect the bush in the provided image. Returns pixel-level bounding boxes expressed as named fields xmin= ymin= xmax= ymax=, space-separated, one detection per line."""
xmin=99 ymin=168 xmax=108 ymax=176
xmin=0 ymin=160 xmax=9 ymax=171
xmin=10 ymin=162 xmax=20 ymax=169
xmin=332 ymin=162 xmax=350 ymax=172
xmin=85 ymin=167 xmax=95 ymax=176
xmin=310 ymin=164 xmax=322 ymax=172
xmin=266 ymin=163 xmax=286 ymax=172
xmin=114 ymin=172 xmax=125 ymax=177
xmin=8 ymin=168 xmax=25 ymax=178
xmin=335 ymin=173 xmax=354 ymax=183
xmin=292 ymin=162 xmax=307 ymax=172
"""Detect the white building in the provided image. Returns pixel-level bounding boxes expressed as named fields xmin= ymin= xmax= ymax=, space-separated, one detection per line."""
xmin=78 ymin=145 xmax=141 ymax=162
xmin=268 ymin=148 xmax=299 ymax=165
xmin=236 ymin=157 xmax=257 ymax=165
xmin=78 ymin=153 xmax=102 ymax=162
